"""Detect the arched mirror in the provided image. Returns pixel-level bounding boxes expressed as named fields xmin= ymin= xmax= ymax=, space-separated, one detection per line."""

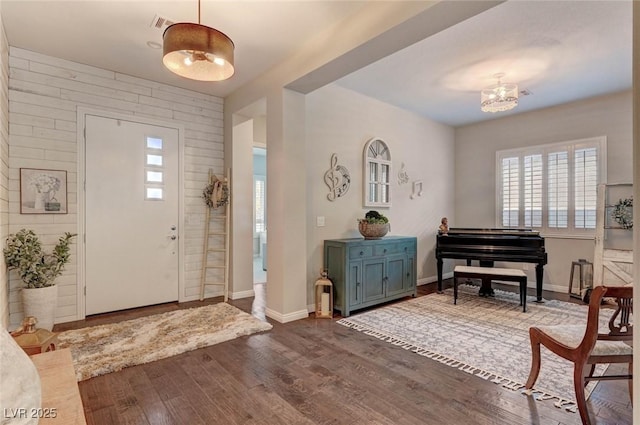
xmin=363 ymin=137 xmax=391 ymax=208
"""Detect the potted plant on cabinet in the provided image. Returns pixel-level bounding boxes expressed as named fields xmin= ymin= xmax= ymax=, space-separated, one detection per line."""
xmin=4 ymin=229 xmax=76 ymax=330
xmin=357 ymin=210 xmax=390 ymax=239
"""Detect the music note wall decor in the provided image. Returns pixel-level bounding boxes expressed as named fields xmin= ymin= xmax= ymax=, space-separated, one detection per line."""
xmin=398 ymin=162 xmax=409 ymax=185
xmin=324 ymin=153 xmax=351 ymax=201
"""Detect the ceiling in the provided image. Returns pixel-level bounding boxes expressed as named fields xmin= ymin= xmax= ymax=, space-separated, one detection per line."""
xmin=0 ymin=1 xmax=632 ymax=127
xmin=336 ymin=0 xmax=632 ymax=126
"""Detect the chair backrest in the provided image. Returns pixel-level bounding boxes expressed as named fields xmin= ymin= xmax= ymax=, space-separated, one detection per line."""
xmin=599 ymin=286 xmax=633 ymax=341
xmin=582 ymin=286 xmax=633 ymax=352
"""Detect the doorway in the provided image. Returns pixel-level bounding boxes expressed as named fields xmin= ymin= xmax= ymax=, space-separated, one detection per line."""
xmin=253 ymin=146 xmax=267 ymax=284
xmin=83 ymin=114 xmax=180 ymax=315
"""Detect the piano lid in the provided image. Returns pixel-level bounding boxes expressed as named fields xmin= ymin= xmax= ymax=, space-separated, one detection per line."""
xmin=446 ymin=228 xmax=541 ymax=237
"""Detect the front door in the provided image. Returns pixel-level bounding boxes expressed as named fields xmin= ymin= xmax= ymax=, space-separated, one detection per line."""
xmin=84 ymin=115 xmax=179 ymax=315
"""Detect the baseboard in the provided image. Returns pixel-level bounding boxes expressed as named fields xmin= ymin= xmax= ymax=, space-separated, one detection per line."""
xmin=265 ymin=307 xmax=309 ymax=323
xmin=487 ymin=280 xmax=567 ymax=294
xmin=229 ymin=289 xmax=255 ymax=300
xmin=417 ymin=271 xmax=453 ymax=286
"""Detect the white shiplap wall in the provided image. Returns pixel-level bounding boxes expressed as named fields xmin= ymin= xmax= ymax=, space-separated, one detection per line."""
xmin=8 ymin=47 xmax=224 ymax=327
xmin=0 ymin=11 xmax=10 ymax=329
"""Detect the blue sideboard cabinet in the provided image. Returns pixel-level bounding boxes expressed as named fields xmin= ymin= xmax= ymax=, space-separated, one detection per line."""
xmin=324 ymin=236 xmax=417 ymax=317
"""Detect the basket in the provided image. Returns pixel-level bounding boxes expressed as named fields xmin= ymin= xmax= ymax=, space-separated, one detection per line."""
xmin=358 ymin=221 xmax=390 ymax=240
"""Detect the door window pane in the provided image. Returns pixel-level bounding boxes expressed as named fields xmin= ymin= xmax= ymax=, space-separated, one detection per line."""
xmin=146 ymin=187 xmax=163 ymax=200
xmin=146 ymin=171 xmax=163 ymax=183
xmin=146 ymin=137 xmax=163 ymax=150
xmin=147 ymin=154 xmax=163 ymax=166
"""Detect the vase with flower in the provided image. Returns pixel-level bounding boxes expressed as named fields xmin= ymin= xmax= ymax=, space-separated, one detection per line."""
xmin=28 ymin=173 xmax=61 ymax=212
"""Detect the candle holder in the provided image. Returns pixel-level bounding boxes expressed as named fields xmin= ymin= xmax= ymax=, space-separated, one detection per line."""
xmin=314 ymin=269 xmax=333 ymax=319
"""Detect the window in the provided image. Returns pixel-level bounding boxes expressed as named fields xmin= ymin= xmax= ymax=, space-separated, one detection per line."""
xmin=496 ymin=137 xmax=606 ymax=236
xmin=144 ymin=136 xmax=164 ymax=200
xmin=254 ymin=177 xmax=266 ymax=233
xmin=363 ymin=138 xmax=391 ymax=207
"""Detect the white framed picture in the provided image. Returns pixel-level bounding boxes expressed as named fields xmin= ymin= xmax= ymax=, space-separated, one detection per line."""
xmin=20 ymin=168 xmax=68 ymax=214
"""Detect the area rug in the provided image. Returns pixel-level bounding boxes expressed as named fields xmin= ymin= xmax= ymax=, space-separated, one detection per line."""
xmin=57 ymin=302 xmax=272 ymax=381
xmin=337 ymin=285 xmax=608 ymax=413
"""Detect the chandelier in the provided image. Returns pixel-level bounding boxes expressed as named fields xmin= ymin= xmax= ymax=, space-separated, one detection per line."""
xmin=480 ymin=73 xmax=518 ymax=113
xmin=162 ymin=0 xmax=235 ymax=81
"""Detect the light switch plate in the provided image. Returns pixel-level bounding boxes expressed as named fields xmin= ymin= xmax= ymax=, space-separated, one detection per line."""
xmin=316 ymin=216 xmax=325 ymax=227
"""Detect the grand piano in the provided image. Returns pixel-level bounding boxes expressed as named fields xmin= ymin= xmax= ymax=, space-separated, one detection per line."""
xmin=436 ymin=228 xmax=547 ymax=302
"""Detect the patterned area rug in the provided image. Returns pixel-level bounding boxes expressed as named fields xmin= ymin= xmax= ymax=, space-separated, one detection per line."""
xmin=58 ymin=302 xmax=272 ymax=381
xmin=337 ymin=285 xmax=608 ymax=413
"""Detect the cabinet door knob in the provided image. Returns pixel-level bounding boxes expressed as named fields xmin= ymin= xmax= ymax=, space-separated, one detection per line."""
xmin=359 ymin=251 xmax=364 ymax=256
xmin=383 ymin=249 xmax=387 ymax=253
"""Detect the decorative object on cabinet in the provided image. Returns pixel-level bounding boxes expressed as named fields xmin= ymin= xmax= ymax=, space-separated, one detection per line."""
xmin=314 ymin=270 xmax=334 ymax=319
xmin=357 ymin=210 xmax=390 ymax=239
xmin=363 ymin=138 xmax=391 ymax=207
xmin=324 ymin=153 xmax=351 ymax=201
xmin=438 ymin=217 xmax=449 ymax=235
xmin=324 ymin=236 xmax=417 ymax=317
xmin=397 ymin=162 xmax=409 ymax=185
xmin=20 ymin=168 xmax=68 ymax=214
xmin=410 ymin=180 xmax=423 ymax=199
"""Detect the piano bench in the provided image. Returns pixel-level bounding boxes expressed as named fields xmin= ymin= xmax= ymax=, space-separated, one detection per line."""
xmin=453 ymin=265 xmax=528 ymax=312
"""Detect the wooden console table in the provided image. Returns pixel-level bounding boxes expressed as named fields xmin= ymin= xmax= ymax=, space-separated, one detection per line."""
xmin=31 ymin=348 xmax=86 ymax=425
xmin=324 ymin=236 xmax=417 ymax=317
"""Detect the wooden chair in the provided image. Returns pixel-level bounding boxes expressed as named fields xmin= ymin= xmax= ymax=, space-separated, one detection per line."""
xmin=525 ymin=285 xmax=632 ymax=425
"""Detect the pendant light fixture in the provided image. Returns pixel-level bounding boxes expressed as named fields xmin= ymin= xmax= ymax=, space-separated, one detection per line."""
xmin=480 ymin=73 xmax=518 ymax=113
xmin=162 ymin=0 xmax=234 ymax=81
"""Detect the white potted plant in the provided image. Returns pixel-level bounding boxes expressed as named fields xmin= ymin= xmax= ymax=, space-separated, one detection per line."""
xmin=4 ymin=229 xmax=76 ymax=330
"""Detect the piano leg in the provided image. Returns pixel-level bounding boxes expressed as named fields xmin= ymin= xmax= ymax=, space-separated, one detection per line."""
xmin=535 ymin=264 xmax=544 ymax=303
xmin=479 ymin=277 xmax=495 ymax=297
xmin=437 ymin=258 xmax=443 ymax=293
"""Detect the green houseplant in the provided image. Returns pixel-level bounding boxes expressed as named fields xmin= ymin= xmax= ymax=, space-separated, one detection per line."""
xmin=4 ymin=229 xmax=76 ymax=330
xmin=357 ymin=210 xmax=390 ymax=239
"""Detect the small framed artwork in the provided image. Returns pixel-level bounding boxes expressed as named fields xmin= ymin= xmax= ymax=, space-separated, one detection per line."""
xmin=20 ymin=168 xmax=68 ymax=214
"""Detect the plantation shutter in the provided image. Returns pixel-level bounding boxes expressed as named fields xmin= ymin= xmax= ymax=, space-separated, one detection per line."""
xmin=523 ymin=154 xmax=543 ymax=227
xmin=547 ymin=151 xmax=568 ymax=228
xmin=574 ymin=147 xmax=598 ymax=229
xmin=502 ymin=157 xmax=519 ymax=227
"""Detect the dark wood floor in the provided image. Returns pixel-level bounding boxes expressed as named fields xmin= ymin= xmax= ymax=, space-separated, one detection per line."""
xmin=55 ymin=281 xmax=633 ymax=425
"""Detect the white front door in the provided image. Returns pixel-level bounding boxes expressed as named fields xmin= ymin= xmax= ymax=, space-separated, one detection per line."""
xmin=85 ymin=115 xmax=179 ymax=315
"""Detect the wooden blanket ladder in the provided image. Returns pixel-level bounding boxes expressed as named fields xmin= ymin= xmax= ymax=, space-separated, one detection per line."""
xmin=199 ymin=169 xmax=230 ymax=302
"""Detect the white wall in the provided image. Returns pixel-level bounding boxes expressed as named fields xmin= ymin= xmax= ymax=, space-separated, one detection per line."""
xmin=455 ymin=90 xmax=633 ymax=291
xmin=0 ymin=6 xmax=9 ymax=329
xmin=7 ymin=48 xmax=224 ymax=327
xmin=230 ymin=119 xmax=255 ymax=299
xmin=305 ymin=84 xmax=455 ymax=304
